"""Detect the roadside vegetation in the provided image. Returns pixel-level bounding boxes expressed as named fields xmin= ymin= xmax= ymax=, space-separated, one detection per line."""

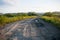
xmin=0 ymin=12 xmax=37 ymax=28
xmin=41 ymin=12 xmax=60 ymax=29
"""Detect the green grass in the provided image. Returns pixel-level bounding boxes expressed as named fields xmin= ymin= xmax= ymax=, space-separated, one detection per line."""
xmin=41 ymin=16 xmax=60 ymax=29
xmin=0 ymin=13 xmax=37 ymax=28
xmin=0 ymin=15 xmax=36 ymax=28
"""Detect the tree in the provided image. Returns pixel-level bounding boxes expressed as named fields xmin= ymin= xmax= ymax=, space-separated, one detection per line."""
xmin=28 ymin=12 xmax=37 ymax=16
xmin=43 ymin=12 xmax=52 ymax=17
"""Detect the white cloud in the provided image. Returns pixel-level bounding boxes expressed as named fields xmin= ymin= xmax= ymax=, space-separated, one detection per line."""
xmin=0 ymin=0 xmax=21 ymax=13
xmin=0 ymin=0 xmax=60 ymax=13
xmin=4 ymin=0 xmax=20 ymax=5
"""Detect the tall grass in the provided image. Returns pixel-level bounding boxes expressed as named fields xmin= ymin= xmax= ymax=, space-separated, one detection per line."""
xmin=0 ymin=13 xmax=37 ymax=28
xmin=0 ymin=16 xmax=36 ymax=27
xmin=41 ymin=15 xmax=60 ymax=29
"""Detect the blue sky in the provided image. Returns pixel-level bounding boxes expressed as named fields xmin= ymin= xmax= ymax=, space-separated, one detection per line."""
xmin=0 ymin=0 xmax=60 ymax=13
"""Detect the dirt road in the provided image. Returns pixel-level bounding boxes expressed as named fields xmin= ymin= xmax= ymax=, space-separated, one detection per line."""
xmin=2 ymin=18 xmax=60 ymax=40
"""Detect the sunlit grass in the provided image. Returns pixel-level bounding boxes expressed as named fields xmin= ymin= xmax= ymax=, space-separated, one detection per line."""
xmin=0 ymin=16 xmax=36 ymax=28
xmin=41 ymin=16 xmax=60 ymax=29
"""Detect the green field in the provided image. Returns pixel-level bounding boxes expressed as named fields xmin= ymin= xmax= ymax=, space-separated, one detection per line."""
xmin=41 ymin=12 xmax=60 ymax=29
xmin=0 ymin=13 xmax=37 ymax=28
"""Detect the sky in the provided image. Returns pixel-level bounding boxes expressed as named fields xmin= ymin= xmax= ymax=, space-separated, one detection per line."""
xmin=0 ymin=0 xmax=60 ymax=13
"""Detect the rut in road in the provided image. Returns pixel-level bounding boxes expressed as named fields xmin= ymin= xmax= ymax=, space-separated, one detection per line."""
xmin=4 ymin=19 xmax=44 ymax=40
xmin=2 ymin=18 xmax=60 ymax=40
xmin=34 ymin=18 xmax=60 ymax=40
